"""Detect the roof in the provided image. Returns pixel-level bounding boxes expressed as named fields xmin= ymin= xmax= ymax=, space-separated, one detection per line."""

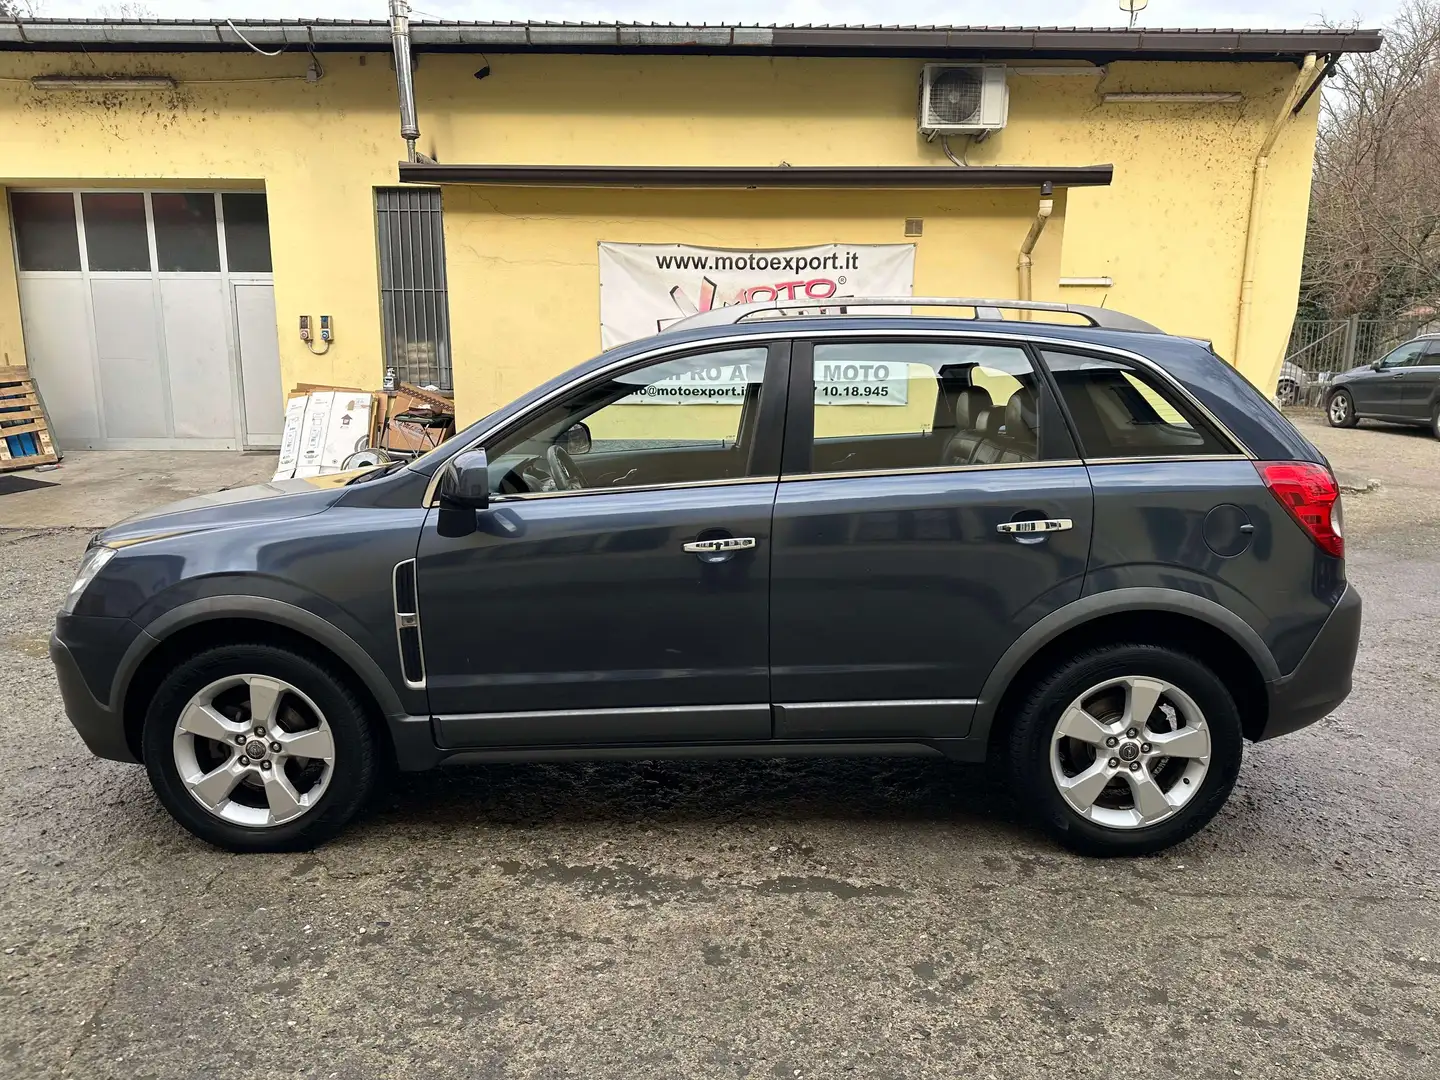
xmin=0 ymin=20 xmax=1382 ymax=61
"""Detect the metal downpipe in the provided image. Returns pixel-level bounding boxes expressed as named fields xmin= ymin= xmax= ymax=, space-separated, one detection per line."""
xmin=1017 ymin=181 xmax=1055 ymax=317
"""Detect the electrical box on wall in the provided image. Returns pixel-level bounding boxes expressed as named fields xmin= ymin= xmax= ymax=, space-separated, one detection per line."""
xmin=299 ymin=315 xmax=312 ymax=342
xmin=320 ymin=315 xmax=333 ymax=342
xmin=919 ymin=64 xmax=1009 ymax=136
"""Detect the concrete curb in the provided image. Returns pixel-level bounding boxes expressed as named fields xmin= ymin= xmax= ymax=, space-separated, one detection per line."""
xmin=1335 ymin=470 xmax=1379 ymax=495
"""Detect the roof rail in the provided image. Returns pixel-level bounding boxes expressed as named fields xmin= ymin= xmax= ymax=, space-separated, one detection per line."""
xmin=669 ymin=296 xmax=1163 ymax=335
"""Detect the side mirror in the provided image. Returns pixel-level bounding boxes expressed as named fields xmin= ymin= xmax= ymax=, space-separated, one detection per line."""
xmin=438 ymin=449 xmax=490 ymax=510
xmin=559 ymin=422 xmax=592 ymax=455
xmin=436 ymin=450 xmax=489 ymax=538
xmin=1372 ymin=359 xmax=1385 ymax=371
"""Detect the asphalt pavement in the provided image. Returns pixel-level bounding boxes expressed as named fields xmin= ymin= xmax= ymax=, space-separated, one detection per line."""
xmin=0 ymin=419 xmax=1437 ymax=1079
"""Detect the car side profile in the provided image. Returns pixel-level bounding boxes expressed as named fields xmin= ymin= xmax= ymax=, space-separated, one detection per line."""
xmin=1324 ymin=333 xmax=1440 ymax=437
xmin=50 ymin=297 xmax=1361 ymax=856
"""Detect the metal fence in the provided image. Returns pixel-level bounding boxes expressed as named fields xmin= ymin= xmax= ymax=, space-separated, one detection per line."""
xmin=376 ymin=187 xmax=453 ymax=391
xmin=1284 ymin=316 xmax=1432 ymax=377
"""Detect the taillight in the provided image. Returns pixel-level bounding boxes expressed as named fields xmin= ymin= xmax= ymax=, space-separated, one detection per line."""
xmin=1256 ymin=461 xmax=1344 ymax=558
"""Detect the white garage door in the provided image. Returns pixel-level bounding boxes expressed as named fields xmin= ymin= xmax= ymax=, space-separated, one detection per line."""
xmin=10 ymin=189 xmax=283 ymax=450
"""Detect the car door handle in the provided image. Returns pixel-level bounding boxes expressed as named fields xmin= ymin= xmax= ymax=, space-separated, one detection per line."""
xmin=997 ymin=518 xmax=1073 ymax=535
xmin=683 ymin=537 xmax=757 ymax=553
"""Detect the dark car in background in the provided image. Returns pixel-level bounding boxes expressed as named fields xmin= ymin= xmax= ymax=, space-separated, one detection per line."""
xmin=50 ymin=297 xmax=1361 ymax=857
xmin=1325 ymin=333 xmax=1440 ymax=436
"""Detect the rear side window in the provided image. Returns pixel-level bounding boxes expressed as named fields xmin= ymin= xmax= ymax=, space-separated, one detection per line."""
xmin=1041 ymin=349 xmax=1236 ymax=459
xmin=800 ymin=340 xmax=1067 ymax=475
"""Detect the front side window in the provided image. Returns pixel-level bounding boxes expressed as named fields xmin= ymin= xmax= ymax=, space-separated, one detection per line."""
xmin=1380 ymin=340 xmax=1428 ymax=368
xmin=802 ymin=340 xmax=1049 ymax=475
xmin=484 ymin=347 xmax=769 ymax=496
xmin=1041 ymin=349 xmax=1235 ymax=459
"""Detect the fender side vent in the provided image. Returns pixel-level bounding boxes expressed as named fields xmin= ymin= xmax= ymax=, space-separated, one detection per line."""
xmin=392 ymin=559 xmax=425 ymax=688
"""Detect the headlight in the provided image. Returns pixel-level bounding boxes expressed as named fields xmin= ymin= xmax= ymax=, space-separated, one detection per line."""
xmin=62 ymin=545 xmax=115 ymax=615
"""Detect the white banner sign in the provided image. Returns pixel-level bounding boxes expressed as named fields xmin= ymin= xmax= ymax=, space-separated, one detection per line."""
xmin=599 ymin=242 xmax=915 ymax=405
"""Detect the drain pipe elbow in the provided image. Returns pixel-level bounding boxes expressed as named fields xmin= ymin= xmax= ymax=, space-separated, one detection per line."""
xmin=1018 ymin=181 xmax=1055 ymax=308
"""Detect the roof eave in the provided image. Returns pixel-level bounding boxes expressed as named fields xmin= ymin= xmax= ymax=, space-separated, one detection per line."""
xmin=395 ymin=163 xmax=1116 ymax=188
xmin=0 ymin=21 xmax=1383 ymax=60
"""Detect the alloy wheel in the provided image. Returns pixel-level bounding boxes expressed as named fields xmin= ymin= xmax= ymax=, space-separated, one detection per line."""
xmin=1049 ymin=675 xmax=1212 ymax=830
xmin=172 ymin=674 xmax=336 ymax=827
xmin=1329 ymin=394 xmax=1350 ymax=425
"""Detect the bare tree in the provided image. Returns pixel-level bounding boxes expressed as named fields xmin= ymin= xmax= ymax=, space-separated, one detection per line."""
xmin=0 ymin=0 xmax=41 ymax=16
xmin=1304 ymin=1 xmax=1440 ymax=318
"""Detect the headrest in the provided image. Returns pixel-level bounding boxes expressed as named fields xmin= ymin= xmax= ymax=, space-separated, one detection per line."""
xmin=951 ymin=386 xmax=993 ymax=429
xmin=1005 ymin=387 xmax=1037 ymax=438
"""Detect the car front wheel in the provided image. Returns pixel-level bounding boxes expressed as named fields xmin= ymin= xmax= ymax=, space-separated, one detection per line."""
xmin=141 ymin=644 xmax=379 ymax=852
xmin=1328 ymin=389 xmax=1358 ymax=428
xmin=1006 ymin=644 xmax=1243 ymax=856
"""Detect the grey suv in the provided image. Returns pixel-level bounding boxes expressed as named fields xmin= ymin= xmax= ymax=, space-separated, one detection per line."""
xmin=50 ymin=298 xmax=1361 ymax=856
xmin=1325 ymin=333 xmax=1440 ymax=436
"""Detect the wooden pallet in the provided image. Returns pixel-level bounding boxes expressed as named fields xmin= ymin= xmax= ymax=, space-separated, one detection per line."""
xmin=0 ymin=366 xmax=60 ymax=472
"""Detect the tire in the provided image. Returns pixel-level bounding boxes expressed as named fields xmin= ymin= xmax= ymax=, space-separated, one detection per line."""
xmin=141 ymin=644 xmax=379 ymax=852
xmin=1327 ymin=389 xmax=1358 ymax=428
xmin=1431 ymin=401 xmax=1440 ymax=440
xmin=1276 ymin=379 xmax=1298 ymax=407
xmin=1006 ymin=644 xmax=1243 ymax=857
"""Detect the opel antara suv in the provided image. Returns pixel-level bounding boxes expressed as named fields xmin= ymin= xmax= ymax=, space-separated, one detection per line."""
xmin=50 ymin=297 xmax=1361 ymax=856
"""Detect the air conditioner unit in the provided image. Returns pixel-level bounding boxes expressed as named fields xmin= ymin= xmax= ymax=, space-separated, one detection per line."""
xmin=919 ymin=64 xmax=1009 ymax=136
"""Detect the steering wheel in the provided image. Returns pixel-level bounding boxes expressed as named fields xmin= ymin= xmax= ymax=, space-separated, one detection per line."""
xmin=545 ymin=444 xmax=584 ymax=492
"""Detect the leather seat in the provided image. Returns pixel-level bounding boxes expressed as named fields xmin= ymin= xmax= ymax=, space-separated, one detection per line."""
xmin=969 ymin=409 xmax=1009 ymax=465
xmin=998 ymin=387 xmax=1038 ymax=462
xmin=939 ymin=386 xmax=993 ymax=465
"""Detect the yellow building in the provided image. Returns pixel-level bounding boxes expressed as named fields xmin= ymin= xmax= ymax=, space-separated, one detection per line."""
xmin=0 ymin=18 xmax=1379 ymax=450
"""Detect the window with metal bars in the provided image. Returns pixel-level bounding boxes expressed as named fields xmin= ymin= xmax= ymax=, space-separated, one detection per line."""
xmin=375 ymin=187 xmax=453 ymax=391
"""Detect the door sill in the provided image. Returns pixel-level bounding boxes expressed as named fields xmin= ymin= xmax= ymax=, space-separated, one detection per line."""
xmin=434 ymin=740 xmax=951 ymax=766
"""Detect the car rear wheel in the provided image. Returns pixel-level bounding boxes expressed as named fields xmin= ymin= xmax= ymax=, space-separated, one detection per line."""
xmin=1006 ymin=644 xmax=1243 ymax=856
xmin=1328 ymin=389 xmax=1358 ymax=428
xmin=1431 ymin=401 xmax=1440 ymax=440
xmin=1276 ymin=378 xmax=1299 ymax=407
xmin=141 ymin=644 xmax=379 ymax=852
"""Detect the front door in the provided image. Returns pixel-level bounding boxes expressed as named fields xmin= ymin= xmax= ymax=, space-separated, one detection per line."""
xmin=768 ymin=337 xmax=1093 ymax=740
xmin=1400 ymin=339 xmax=1440 ymax=420
xmin=415 ymin=342 xmax=788 ymax=748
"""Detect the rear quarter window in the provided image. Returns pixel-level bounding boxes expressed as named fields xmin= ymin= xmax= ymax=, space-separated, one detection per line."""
xmin=1041 ymin=349 xmax=1237 ymax=459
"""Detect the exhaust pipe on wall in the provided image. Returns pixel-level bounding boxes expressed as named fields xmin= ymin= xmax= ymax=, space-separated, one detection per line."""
xmin=389 ymin=0 xmax=422 ymax=162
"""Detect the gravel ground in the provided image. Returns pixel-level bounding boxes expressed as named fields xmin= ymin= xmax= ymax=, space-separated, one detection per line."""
xmin=1 ymin=418 xmax=1437 ymax=1079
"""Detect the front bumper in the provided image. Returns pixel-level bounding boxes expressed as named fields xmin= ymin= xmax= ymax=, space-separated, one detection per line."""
xmin=50 ymin=632 xmax=138 ymax=764
xmin=1259 ymin=585 xmax=1362 ymax=741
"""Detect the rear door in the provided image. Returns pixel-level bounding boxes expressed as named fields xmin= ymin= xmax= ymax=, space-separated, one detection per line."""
xmin=768 ymin=335 xmax=1093 ymax=740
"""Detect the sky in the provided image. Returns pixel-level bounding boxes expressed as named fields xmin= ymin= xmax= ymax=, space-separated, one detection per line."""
xmin=28 ymin=0 xmax=1400 ymax=30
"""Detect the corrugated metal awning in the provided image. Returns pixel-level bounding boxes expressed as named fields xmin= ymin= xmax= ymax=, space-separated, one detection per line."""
xmin=395 ymin=163 xmax=1115 ymax=188
xmin=0 ymin=20 xmax=1382 ymax=60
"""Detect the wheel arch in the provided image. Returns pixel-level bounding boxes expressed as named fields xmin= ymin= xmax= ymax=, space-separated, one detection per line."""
xmin=975 ymin=589 xmax=1277 ymax=752
xmin=117 ymin=597 xmax=407 ymax=764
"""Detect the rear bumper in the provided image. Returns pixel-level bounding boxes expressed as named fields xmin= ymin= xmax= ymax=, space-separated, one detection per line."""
xmin=1259 ymin=585 xmax=1362 ymax=741
xmin=50 ymin=632 xmax=138 ymax=764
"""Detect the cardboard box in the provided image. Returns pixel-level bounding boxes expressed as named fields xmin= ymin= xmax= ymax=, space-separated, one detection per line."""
xmin=319 ymin=393 xmax=374 ymax=471
xmin=293 ymin=391 xmax=335 ymax=478
xmin=272 ymin=394 xmax=310 ymax=481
